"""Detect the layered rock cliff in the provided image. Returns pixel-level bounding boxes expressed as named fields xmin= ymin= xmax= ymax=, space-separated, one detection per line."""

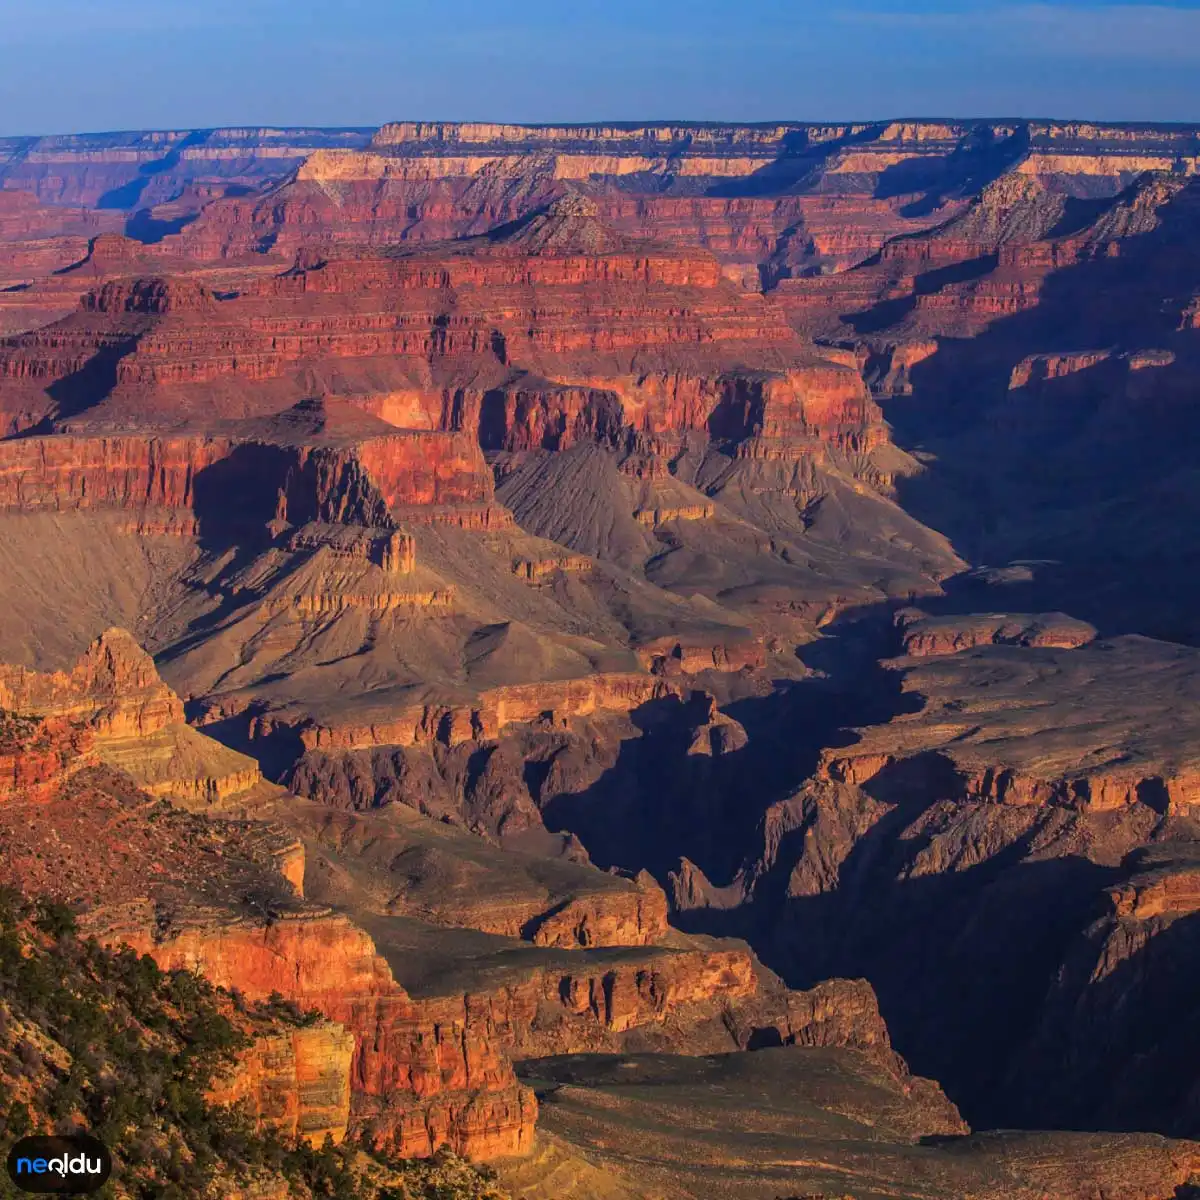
xmin=1007 ymin=842 xmax=1200 ymax=1137
xmin=0 ymin=627 xmax=263 ymax=807
xmin=209 ymin=1017 xmax=357 ymax=1147
xmin=116 ymin=911 xmax=537 ymax=1159
xmin=0 ymin=625 xmax=183 ymax=735
xmin=0 ymin=694 xmax=539 ymax=1159
xmin=0 ymin=631 xmax=941 ymax=1175
xmin=4 ymin=114 xmax=1200 ymax=1193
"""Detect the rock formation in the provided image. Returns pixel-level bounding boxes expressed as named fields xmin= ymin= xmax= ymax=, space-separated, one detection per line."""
xmin=1005 ymin=841 xmax=1200 ymax=1137
xmin=0 ymin=630 xmax=942 ymax=1180
xmin=895 ymin=608 xmax=1097 ymax=656
xmin=3 ymin=114 xmax=1200 ymax=1198
xmin=209 ymin=1018 xmax=357 ymax=1147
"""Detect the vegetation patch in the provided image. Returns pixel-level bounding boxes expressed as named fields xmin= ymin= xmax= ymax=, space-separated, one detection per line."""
xmin=0 ymin=888 xmax=509 ymax=1199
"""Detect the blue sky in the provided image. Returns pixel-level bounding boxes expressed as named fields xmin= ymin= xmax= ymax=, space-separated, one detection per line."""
xmin=1 ymin=0 xmax=1199 ymax=136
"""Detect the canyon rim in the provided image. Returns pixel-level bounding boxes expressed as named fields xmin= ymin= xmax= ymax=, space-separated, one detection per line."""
xmin=0 ymin=113 xmax=1200 ymax=1199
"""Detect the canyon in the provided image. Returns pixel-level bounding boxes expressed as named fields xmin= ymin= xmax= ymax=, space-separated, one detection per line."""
xmin=0 ymin=117 xmax=1200 ymax=1198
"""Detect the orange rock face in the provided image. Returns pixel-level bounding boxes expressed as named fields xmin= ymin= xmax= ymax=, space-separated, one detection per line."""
xmin=0 ymin=434 xmax=232 ymax=515
xmin=209 ymin=1019 xmax=357 ymax=1147
xmin=119 ymin=913 xmax=537 ymax=1159
xmin=0 ymin=627 xmax=182 ymax=736
xmin=0 ymin=185 xmax=882 ymax=485
xmin=0 ymin=424 xmax=496 ymax=534
xmin=527 ymin=870 xmax=669 ymax=948
xmin=288 ymin=673 xmax=684 ymax=752
xmin=416 ymin=943 xmax=758 ymax=1054
xmin=0 ymin=714 xmax=95 ymax=803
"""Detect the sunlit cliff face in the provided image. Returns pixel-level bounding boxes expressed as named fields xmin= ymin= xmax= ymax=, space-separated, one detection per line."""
xmin=0 ymin=116 xmax=1199 ymax=1197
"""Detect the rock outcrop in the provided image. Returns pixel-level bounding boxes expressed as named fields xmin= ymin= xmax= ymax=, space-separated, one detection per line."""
xmin=286 ymin=673 xmax=682 ymax=752
xmin=821 ymin=637 xmax=1200 ymax=813
xmin=525 ymin=871 xmax=669 ymax=948
xmin=118 ymin=912 xmax=538 ymax=1159
xmin=1008 ymin=842 xmax=1200 ymax=1137
xmin=0 ymin=712 xmax=95 ymax=803
xmin=895 ymin=608 xmax=1098 ymax=657
xmin=0 ymin=688 xmax=539 ymax=1161
xmin=0 ymin=628 xmax=264 ymax=808
xmin=210 ymin=1018 xmax=357 ymax=1146
xmin=5 ymin=114 xmax=1200 ymax=1193
xmin=0 ymin=625 xmax=182 ymax=735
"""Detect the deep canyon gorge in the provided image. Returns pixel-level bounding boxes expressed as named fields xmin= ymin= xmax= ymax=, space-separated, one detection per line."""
xmin=0 ymin=117 xmax=1199 ymax=1198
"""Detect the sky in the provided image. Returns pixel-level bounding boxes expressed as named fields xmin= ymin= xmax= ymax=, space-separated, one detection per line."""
xmin=1 ymin=0 xmax=1199 ymax=136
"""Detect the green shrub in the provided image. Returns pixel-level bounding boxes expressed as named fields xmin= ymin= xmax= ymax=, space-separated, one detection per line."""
xmin=0 ymin=890 xmax=509 ymax=1199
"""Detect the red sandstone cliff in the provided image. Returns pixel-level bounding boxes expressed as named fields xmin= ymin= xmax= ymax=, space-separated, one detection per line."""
xmin=117 ymin=913 xmax=537 ymax=1158
xmin=0 ymin=626 xmax=182 ymax=735
xmin=3 ymin=117 xmax=1199 ymax=1179
xmin=0 ymin=713 xmax=95 ymax=803
xmin=210 ymin=1017 xmax=357 ymax=1147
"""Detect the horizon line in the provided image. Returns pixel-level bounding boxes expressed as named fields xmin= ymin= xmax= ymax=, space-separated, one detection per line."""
xmin=5 ymin=115 xmax=1200 ymax=142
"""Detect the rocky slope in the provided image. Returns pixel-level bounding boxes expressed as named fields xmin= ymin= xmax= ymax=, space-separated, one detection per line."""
xmin=508 ymin=1050 xmax=1198 ymax=1200
xmin=0 ymin=890 xmax=510 ymax=1199
xmin=658 ymin=633 xmax=1200 ymax=1137
xmin=0 ymin=642 xmax=538 ymax=1160
xmin=0 ymin=630 xmax=941 ymax=1189
xmin=3 ymin=115 xmax=1200 ymax=1197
